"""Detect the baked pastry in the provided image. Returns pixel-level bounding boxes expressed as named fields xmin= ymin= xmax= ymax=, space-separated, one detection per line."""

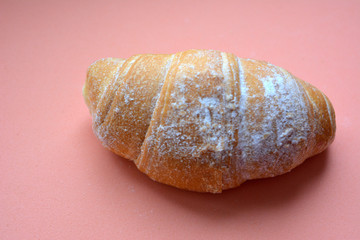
xmin=83 ymin=49 xmax=336 ymax=193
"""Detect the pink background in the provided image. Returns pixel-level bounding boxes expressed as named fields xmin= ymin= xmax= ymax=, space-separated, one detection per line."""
xmin=1 ymin=0 xmax=360 ymax=239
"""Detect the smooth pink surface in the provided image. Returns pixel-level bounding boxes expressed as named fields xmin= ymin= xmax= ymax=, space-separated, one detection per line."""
xmin=1 ymin=0 xmax=360 ymax=239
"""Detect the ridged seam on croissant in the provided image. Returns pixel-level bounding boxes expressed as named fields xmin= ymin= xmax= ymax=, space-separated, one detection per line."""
xmin=83 ymin=49 xmax=336 ymax=193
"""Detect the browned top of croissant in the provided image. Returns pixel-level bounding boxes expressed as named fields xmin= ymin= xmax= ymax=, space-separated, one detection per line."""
xmin=83 ymin=49 xmax=336 ymax=193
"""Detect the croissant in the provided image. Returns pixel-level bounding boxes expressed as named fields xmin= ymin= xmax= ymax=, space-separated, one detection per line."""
xmin=83 ymin=49 xmax=335 ymax=193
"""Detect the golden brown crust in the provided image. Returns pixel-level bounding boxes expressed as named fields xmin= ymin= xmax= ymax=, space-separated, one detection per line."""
xmin=83 ymin=49 xmax=336 ymax=193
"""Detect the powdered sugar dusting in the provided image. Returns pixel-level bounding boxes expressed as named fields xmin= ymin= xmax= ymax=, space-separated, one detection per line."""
xmin=236 ymin=59 xmax=310 ymax=178
xmin=158 ymin=51 xmax=229 ymax=157
xmin=93 ymin=56 xmax=141 ymax=147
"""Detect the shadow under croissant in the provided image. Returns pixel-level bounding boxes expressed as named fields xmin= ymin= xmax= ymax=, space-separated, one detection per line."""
xmin=109 ymin=142 xmax=328 ymax=217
